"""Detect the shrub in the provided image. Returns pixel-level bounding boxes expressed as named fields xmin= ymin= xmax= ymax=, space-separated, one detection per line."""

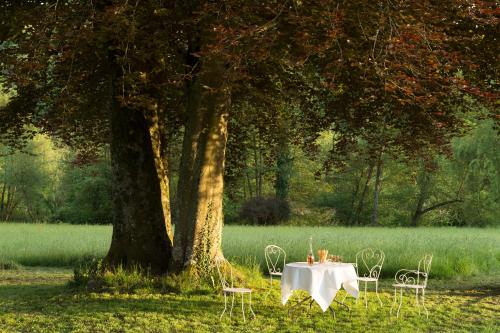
xmin=0 ymin=260 xmax=21 ymax=270
xmin=72 ymin=256 xmax=106 ymax=288
xmin=239 ymin=197 xmax=290 ymax=225
xmin=223 ymin=194 xmax=241 ymax=224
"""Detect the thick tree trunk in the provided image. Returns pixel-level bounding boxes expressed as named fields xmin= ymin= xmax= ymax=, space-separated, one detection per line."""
xmin=371 ymin=157 xmax=383 ymax=226
xmin=171 ymin=57 xmax=230 ymax=272
xmin=104 ymin=105 xmax=172 ymax=275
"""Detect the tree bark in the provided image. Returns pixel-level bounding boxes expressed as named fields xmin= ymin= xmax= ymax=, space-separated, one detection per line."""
xmin=347 ymin=168 xmax=364 ymax=225
xmin=171 ymin=57 xmax=230 ymax=272
xmin=104 ymin=104 xmax=172 ymax=275
xmin=371 ymin=157 xmax=383 ymax=226
xmin=21 ymin=188 xmax=37 ymax=222
xmin=412 ymin=198 xmax=463 ymax=226
xmin=245 ymin=167 xmax=253 ymax=199
xmin=0 ymin=183 xmax=6 ymax=220
xmin=275 ymin=136 xmax=292 ymax=200
xmin=354 ymin=164 xmax=374 ymax=225
xmin=4 ymin=185 xmax=17 ymax=221
xmin=253 ymin=138 xmax=262 ymax=198
xmin=410 ymin=168 xmax=431 ymax=227
xmin=410 ymin=162 xmax=464 ymax=226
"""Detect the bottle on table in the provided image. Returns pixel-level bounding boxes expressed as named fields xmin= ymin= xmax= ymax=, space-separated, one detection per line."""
xmin=307 ymin=236 xmax=314 ymax=265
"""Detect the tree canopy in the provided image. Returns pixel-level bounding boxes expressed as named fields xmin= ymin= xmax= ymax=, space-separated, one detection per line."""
xmin=1 ymin=0 xmax=498 ymax=275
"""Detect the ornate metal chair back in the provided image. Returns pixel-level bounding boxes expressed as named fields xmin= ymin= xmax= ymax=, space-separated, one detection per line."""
xmin=215 ymin=257 xmax=233 ymax=290
xmin=264 ymin=245 xmax=286 ymax=275
xmin=355 ymin=248 xmax=385 ymax=279
xmin=417 ymin=254 xmax=433 ymax=286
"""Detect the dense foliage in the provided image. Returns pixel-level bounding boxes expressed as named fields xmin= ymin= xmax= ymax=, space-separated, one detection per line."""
xmin=0 ymin=117 xmax=497 ymax=226
xmin=0 ymin=136 xmax=112 ymax=224
xmin=0 ymin=1 xmax=498 ymax=274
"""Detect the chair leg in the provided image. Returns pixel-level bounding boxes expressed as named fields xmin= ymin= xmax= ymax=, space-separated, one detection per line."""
xmin=375 ymin=280 xmax=383 ymax=306
xmin=264 ymin=275 xmax=272 ymax=300
xmin=396 ymin=288 xmax=403 ymax=318
xmin=422 ymin=288 xmax=429 ymax=319
xmin=364 ymin=281 xmax=368 ymax=309
xmin=241 ymin=293 xmax=246 ymax=322
xmin=220 ymin=292 xmax=228 ymax=321
xmin=328 ymin=305 xmax=336 ymax=320
xmin=342 ymin=290 xmax=348 ymax=303
xmin=415 ymin=288 xmax=421 ymax=315
xmin=230 ymin=293 xmax=235 ymax=318
xmin=308 ymin=298 xmax=315 ymax=310
xmin=390 ymin=287 xmax=397 ymax=316
xmin=249 ymin=292 xmax=256 ymax=319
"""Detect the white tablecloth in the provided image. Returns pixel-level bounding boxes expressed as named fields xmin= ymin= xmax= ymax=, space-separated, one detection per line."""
xmin=281 ymin=262 xmax=359 ymax=312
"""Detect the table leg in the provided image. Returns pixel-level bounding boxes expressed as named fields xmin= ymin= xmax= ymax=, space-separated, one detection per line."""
xmin=328 ymin=305 xmax=336 ymax=320
xmin=287 ymin=295 xmax=314 ymax=317
xmin=331 ymin=292 xmax=351 ymax=313
xmin=333 ymin=298 xmax=351 ymax=312
xmin=288 ymin=295 xmax=351 ymax=320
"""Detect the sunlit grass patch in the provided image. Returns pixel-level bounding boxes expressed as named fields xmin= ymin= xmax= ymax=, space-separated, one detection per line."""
xmin=0 ymin=267 xmax=498 ymax=333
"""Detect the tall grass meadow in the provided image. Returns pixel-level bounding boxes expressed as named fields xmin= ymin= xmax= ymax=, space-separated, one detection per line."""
xmin=0 ymin=223 xmax=498 ymax=279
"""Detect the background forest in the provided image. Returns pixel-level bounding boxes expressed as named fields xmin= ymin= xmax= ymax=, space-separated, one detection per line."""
xmin=2 ymin=92 xmax=497 ymax=227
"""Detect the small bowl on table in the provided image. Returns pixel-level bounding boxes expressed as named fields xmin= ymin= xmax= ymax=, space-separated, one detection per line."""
xmin=328 ymin=255 xmax=343 ymax=263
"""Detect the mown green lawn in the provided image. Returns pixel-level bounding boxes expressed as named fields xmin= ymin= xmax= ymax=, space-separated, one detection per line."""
xmin=0 ymin=267 xmax=498 ymax=333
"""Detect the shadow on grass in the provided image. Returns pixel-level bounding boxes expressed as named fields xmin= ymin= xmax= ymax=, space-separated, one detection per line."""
xmin=0 ymin=283 xmax=231 ymax=317
xmin=1 ymin=273 xmax=499 ymax=333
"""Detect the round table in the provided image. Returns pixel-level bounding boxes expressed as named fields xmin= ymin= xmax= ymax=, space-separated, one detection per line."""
xmin=281 ymin=262 xmax=359 ymax=312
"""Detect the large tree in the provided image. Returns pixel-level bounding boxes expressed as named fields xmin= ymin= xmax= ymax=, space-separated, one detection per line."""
xmin=1 ymin=0 xmax=497 ymax=275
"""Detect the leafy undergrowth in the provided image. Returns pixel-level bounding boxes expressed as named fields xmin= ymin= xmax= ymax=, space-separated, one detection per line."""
xmin=71 ymin=257 xmax=266 ymax=295
xmin=0 ymin=267 xmax=498 ymax=332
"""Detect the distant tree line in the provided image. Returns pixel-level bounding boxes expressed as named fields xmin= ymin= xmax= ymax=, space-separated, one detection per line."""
xmin=0 ymin=137 xmax=112 ymax=224
xmin=1 ymin=117 xmax=497 ymax=227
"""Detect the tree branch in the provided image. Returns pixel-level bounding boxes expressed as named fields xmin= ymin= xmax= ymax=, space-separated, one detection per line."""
xmin=421 ymin=198 xmax=463 ymax=214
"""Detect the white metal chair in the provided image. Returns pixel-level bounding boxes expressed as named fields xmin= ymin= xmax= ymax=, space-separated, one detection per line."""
xmin=215 ymin=257 xmax=256 ymax=322
xmin=353 ymin=248 xmax=385 ymax=308
xmin=390 ymin=254 xmax=433 ymax=318
xmin=264 ymin=245 xmax=286 ymax=295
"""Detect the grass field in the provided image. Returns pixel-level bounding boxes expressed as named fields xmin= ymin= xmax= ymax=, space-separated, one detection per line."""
xmin=1 ymin=223 xmax=499 ymax=279
xmin=0 ymin=223 xmax=499 ymax=332
xmin=0 ymin=267 xmax=498 ymax=332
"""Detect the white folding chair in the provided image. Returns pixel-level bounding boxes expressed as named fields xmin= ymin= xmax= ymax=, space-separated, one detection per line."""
xmin=215 ymin=257 xmax=256 ymax=322
xmin=390 ymin=254 xmax=433 ymax=318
